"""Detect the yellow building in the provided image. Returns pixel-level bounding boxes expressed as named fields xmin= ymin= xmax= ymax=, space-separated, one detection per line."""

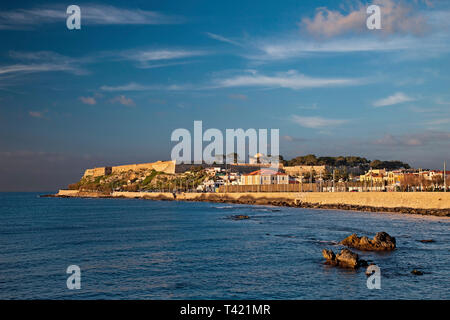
xmin=239 ymin=169 xmax=289 ymax=185
xmin=359 ymin=169 xmax=386 ymax=183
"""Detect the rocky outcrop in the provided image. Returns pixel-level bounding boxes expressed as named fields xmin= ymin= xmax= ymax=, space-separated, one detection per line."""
xmin=322 ymin=248 xmax=368 ymax=269
xmin=340 ymin=232 xmax=396 ymax=251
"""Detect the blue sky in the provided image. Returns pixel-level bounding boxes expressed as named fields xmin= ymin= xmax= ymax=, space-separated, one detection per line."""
xmin=0 ymin=0 xmax=449 ymax=191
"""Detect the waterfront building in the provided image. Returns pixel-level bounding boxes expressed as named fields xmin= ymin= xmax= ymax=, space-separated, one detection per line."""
xmin=239 ymin=169 xmax=289 ymax=185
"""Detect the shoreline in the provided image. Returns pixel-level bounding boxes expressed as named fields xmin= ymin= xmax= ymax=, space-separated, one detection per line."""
xmin=46 ymin=190 xmax=450 ymax=217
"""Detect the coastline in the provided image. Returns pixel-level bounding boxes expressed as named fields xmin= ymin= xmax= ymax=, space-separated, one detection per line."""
xmin=48 ymin=190 xmax=450 ymax=217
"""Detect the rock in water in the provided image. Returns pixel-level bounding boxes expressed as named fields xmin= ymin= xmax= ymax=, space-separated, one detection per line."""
xmin=340 ymin=232 xmax=396 ymax=251
xmin=419 ymin=239 xmax=435 ymax=243
xmin=231 ymin=215 xmax=250 ymax=220
xmin=322 ymin=248 xmax=367 ymax=269
xmin=322 ymin=249 xmax=337 ymax=265
xmin=411 ymin=269 xmax=424 ymax=276
xmin=336 ymin=249 xmax=360 ymax=268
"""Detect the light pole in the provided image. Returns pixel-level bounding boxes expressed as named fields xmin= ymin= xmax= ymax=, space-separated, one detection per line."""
xmin=444 ymin=161 xmax=447 ymax=192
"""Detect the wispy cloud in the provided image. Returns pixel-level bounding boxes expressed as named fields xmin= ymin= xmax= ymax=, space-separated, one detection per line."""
xmin=215 ymin=70 xmax=364 ymax=90
xmin=373 ymin=92 xmax=415 ymax=107
xmin=28 ymin=110 xmax=47 ymax=119
xmin=205 ymin=32 xmax=243 ymax=46
xmin=250 ymin=36 xmax=424 ymax=61
xmin=79 ymin=96 xmax=97 ymax=105
xmin=0 ymin=5 xmax=183 ymax=30
xmin=100 ymin=82 xmax=190 ymax=92
xmin=120 ymin=49 xmax=206 ymax=68
xmin=426 ymin=118 xmax=450 ymax=125
xmin=101 ymin=83 xmax=150 ymax=92
xmin=298 ymin=103 xmax=318 ymax=110
xmin=126 ymin=49 xmax=205 ymax=62
xmin=291 ymin=115 xmax=348 ymax=128
xmin=110 ymin=95 xmax=135 ymax=107
xmin=0 ymin=51 xmax=89 ymax=78
xmin=373 ymin=130 xmax=450 ymax=147
xmin=282 ymin=135 xmax=307 ymax=142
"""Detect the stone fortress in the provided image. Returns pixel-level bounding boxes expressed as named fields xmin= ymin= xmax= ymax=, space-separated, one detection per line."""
xmin=83 ymin=160 xmax=177 ymax=178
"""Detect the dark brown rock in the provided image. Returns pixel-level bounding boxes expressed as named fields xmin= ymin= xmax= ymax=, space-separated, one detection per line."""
xmin=411 ymin=269 xmax=424 ymax=276
xmin=340 ymin=232 xmax=396 ymax=251
xmin=419 ymin=239 xmax=435 ymax=243
xmin=231 ymin=215 xmax=250 ymax=220
xmin=322 ymin=248 xmax=367 ymax=269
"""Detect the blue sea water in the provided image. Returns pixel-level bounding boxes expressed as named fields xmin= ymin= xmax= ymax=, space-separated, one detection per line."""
xmin=0 ymin=192 xmax=449 ymax=300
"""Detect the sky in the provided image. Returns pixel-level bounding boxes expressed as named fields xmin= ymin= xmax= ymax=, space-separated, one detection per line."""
xmin=0 ymin=0 xmax=449 ymax=191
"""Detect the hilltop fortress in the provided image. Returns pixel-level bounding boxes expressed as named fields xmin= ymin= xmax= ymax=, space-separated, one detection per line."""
xmin=83 ymin=160 xmax=177 ymax=178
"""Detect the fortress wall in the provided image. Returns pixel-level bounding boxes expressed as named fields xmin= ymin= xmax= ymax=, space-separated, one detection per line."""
xmin=82 ymin=160 xmax=176 ymax=178
xmin=111 ymin=160 xmax=176 ymax=174
xmin=57 ymin=190 xmax=80 ymax=196
xmin=83 ymin=167 xmax=107 ymax=178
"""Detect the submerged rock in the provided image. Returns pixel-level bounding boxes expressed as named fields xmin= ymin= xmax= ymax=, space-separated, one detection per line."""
xmin=230 ymin=215 xmax=250 ymax=220
xmin=411 ymin=269 xmax=424 ymax=276
xmin=322 ymin=248 xmax=368 ymax=269
xmin=419 ymin=239 xmax=435 ymax=243
xmin=340 ymin=232 xmax=396 ymax=251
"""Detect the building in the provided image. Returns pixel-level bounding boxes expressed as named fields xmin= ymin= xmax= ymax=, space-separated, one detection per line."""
xmin=360 ymin=169 xmax=387 ymax=184
xmin=239 ymin=169 xmax=289 ymax=185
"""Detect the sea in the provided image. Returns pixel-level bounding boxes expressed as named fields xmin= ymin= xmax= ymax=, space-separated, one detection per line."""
xmin=0 ymin=192 xmax=449 ymax=299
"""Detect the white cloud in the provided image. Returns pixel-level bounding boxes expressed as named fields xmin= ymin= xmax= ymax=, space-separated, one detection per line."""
xmin=250 ymin=36 xmax=422 ymax=61
xmin=79 ymin=96 xmax=97 ymax=105
xmin=28 ymin=111 xmax=45 ymax=118
xmin=110 ymin=95 xmax=135 ymax=107
xmin=0 ymin=51 xmax=89 ymax=78
xmin=291 ymin=115 xmax=348 ymax=128
xmin=427 ymin=118 xmax=450 ymax=125
xmin=215 ymin=70 xmax=364 ymax=90
xmin=101 ymin=83 xmax=150 ymax=92
xmin=0 ymin=5 xmax=183 ymax=30
xmin=373 ymin=92 xmax=415 ymax=107
xmin=373 ymin=131 xmax=450 ymax=147
xmin=282 ymin=135 xmax=307 ymax=142
xmin=205 ymin=32 xmax=242 ymax=46
xmin=100 ymin=82 xmax=190 ymax=92
xmin=127 ymin=49 xmax=205 ymax=62
xmin=113 ymin=49 xmax=206 ymax=69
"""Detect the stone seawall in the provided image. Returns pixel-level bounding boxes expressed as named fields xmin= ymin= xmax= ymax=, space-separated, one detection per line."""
xmin=56 ymin=190 xmax=175 ymax=200
xmin=177 ymin=192 xmax=450 ymax=210
xmin=54 ymin=190 xmax=450 ymax=216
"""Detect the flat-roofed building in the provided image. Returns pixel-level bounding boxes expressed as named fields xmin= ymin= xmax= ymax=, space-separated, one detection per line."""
xmin=239 ymin=169 xmax=289 ymax=185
